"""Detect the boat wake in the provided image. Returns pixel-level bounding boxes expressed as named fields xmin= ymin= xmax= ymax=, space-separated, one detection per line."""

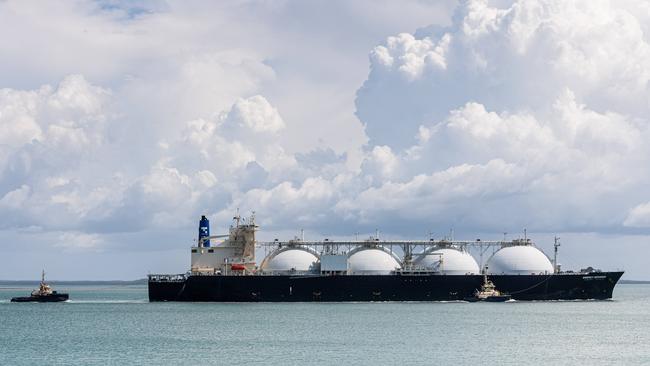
xmin=65 ymin=299 xmax=149 ymax=304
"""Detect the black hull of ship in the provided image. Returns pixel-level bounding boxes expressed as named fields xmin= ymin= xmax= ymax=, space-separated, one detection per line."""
xmin=11 ymin=294 xmax=69 ymax=303
xmin=148 ymin=271 xmax=623 ymax=302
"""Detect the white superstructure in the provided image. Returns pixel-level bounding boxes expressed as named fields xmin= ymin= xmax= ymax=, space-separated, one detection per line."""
xmin=190 ymin=213 xmax=258 ymax=274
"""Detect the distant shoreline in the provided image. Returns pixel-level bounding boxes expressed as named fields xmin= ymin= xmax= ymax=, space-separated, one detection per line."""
xmin=0 ymin=279 xmax=147 ymax=286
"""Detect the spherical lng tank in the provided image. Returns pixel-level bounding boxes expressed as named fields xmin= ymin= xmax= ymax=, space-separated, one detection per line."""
xmin=264 ymin=249 xmax=319 ymax=272
xmin=348 ymin=248 xmax=400 ymax=274
xmin=487 ymin=245 xmax=554 ymax=275
xmin=414 ymin=248 xmax=480 ymax=275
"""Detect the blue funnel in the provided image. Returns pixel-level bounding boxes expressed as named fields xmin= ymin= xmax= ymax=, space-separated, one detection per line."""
xmin=199 ymin=215 xmax=210 ymax=247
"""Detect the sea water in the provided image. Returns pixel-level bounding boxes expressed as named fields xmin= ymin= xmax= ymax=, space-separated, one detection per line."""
xmin=1 ymin=284 xmax=649 ymax=365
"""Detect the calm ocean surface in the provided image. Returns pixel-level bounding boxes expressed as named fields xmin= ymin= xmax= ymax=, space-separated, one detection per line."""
xmin=1 ymin=284 xmax=648 ymax=365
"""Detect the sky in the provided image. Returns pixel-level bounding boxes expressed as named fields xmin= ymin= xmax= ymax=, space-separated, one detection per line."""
xmin=0 ymin=0 xmax=649 ymax=280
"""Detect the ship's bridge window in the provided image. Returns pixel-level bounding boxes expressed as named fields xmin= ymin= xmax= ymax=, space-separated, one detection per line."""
xmin=191 ymin=249 xmax=197 ymax=253
xmin=208 ymin=249 xmax=214 ymax=253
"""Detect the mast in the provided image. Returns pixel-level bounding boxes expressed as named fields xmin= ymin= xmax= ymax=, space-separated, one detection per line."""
xmin=234 ymin=208 xmax=241 ymax=227
xmin=523 ymin=228 xmax=528 ymax=244
xmin=553 ymin=236 xmax=561 ymax=274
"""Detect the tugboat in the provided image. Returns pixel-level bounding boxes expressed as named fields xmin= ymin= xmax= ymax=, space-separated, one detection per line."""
xmin=11 ymin=271 xmax=69 ymax=303
xmin=464 ymin=274 xmax=511 ymax=302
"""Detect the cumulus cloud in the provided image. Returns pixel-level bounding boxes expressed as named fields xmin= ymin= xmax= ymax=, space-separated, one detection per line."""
xmin=371 ymin=33 xmax=451 ymax=80
xmin=357 ymin=0 xmax=650 ymax=148
xmin=624 ymin=202 xmax=650 ymax=228
xmin=0 ymin=74 xmax=108 ymax=144
xmin=0 ymin=75 xmax=291 ymax=233
xmin=55 ymin=231 xmax=104 ymax=251
xmin=336 ymin=158 xmax=533 ymax=233
xmin=362 ymin=145 xmax=401 ymax=182
xmin=5 ymin=0 xmax=650 ymax=280
xmin=205 ymin=0 xmax=650 ymax=237
xmin=0 ymin=75 xmax=111 ymax=220
xmin=4 ymin=0 xmax=649 ymax=239
xmin=0 ymin=185 xmax=31 ymax=209
xmin=227 ymin=95 xmax=285 ymax=134
xmin=163 ymin=95 xmax=297 ymax=188
xmin=346 ymin=0 xmax=650 ymax=233
xmin=217 ymin=176 xmax=341 ymax=229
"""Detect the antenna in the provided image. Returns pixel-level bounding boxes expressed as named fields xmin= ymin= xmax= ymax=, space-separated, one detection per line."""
xmin=524 ymin=228 xmax=527 ymax=241
xmin=553 ymin=236 xmax=561 ymax=274
xmin=234 ymin=208 xmax=240 ymax=227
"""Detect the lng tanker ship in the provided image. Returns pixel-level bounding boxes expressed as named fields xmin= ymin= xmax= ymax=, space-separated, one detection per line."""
xmin=148 ymin=213 xmax=623 ymax=302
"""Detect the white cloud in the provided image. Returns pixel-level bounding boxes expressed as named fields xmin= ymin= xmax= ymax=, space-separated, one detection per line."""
xmin=0 ymin=89 xmax=44 ymax=148
xmin=195 ymin=170 xmax=218 ymax=188
xmin=362 ymin=145 xmax=400 ymax=182
xmin=49 ymin=186 xmax=117 ymax=218
xmin=371 ymin=33 xmax=451 ymax=80
xmin=4 ymin=0 xmax=650 ymax=279
xmin=337 ymin=159 xmax=526 ymax=226
xmin=624 ymin=202 xmax=650 ymax=228
xmin=220 ymin=176 xmax=338 ymax=228
xmin=47 ymin=74 xmax=109 ymax=116
xmin=140 ymin=162 xmax=192 ymax=207
xmin=168 ymin=96 xmax=297 ymax=183
xmin=55 ymin=231 xmax=104 ymax=251
xmin=227 ymin=95 xmax=285 ymax=134
xmin=357 ymin=0 xmax=650 ymax=148
xmin=348 ymin=0 xmax=650 ymax=233
xmin=0 ymin=184 xmax=31 ymax=209
xmin=2 ymin=0 xmax=648 ymax=238
xmin=0 ymin=74 xmax=109 ymax=162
